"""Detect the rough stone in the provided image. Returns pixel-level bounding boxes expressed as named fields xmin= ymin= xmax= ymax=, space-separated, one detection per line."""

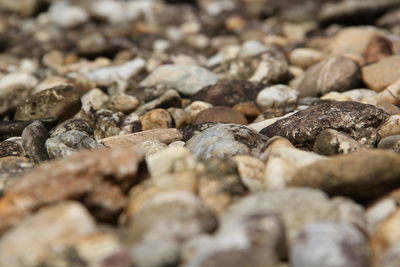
xmin=50 ymin=118 xmax=93 ymax=137
xmin=313 ymin=129 xmax=363 ymax=156
xmin=0 ymin=157 xmax=33 ymax=192
xmin=139 ymin=108 xmax=174 ymax=130
xmin=21 ymin=120 xmax=50 ymax=163
xmin=0 ymin=137 xmax=25 ymax=158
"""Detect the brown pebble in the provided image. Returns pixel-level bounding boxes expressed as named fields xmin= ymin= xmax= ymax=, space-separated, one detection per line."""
xmin=194 ymin=106 xmax=248 ymax=125
xmin=139 ymin=108 xmax=174 ymax=131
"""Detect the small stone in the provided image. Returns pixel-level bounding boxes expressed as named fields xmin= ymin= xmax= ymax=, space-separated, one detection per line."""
xmin=380 ymin=115 xmax=400 ymax=139
xmin=378 ymin=135 xmax=400 ymax=153
xmin=81 ymin=88 xmax=109 ymax=110
xmin=136 ymin=140 xmax=168 ymax=156
xmin=365 ymin=35 xmax=394 ymax=64
xmin=256 ymin=84 xmax=299 ymax=109
xmin=313 ymin=129 xmax=363 ymax=156
xmin=140 ymin=64 xmax=219 ymax=96
xmin=133 ymin=89 xmax=181 ymax=116
xmin=81 ymin=109 xmax=125 ymax=140
xmin=297 ymin=56 xmax=361 ymax=97
xmin=45 ymin=130 xmax=103 ymax=159
xmin=372 ymin=208 xmax=400 ymax=260
xmin=0 ymin=201 xmax=96 ymax=267
xmin=15 ymin=84 xmax=81 ymax=122
xmin=107 ymin=93 xmax=139 ymax=114
xmin=194 ymin=106 xmax=248 ymax=125
xmin=260 ymin=101 xmax=388 ymax=147
xmin=49 ymin=1 xmax=89 ymax=28
xmin=168 ymin=108 xmax=191 ymax=128
xmin=232 ymin=102 xmax=261 ymax=121
xmin=0 ymin=137 xmax=25 ymax=158
xmin=341 ymin=88 xmax=377 ymax=102
xmin=50 ymin=118 xmax=93 ymax=137
xmin=289 ymin=48 xmax=325 ymax=69
xmin=185 ymin=123 xmax=269 ymax=160
xmin=101 ymin=128 xmax=183 ymax=147
xmin=290 ymin=150 xmax=400 ymax=202
xmin=290 ymin=222 xmax=370 ymax=267
xmin=362 ymin=55 xmax=400 ymax=91
xmin=21 ymin=121 xmax=50 ymax=163
xmin=139 ymin=108 xmax=174 ymax=131
xmin=0 ymin=146 xmax=145 ymax=234
xmin=184 ymin=101 xmax=213 ymax=121
xmin=192 ymin=80 xmax=264 ymax=107
xmin=232 ymin=155 xmax=265 ymax=192
xmin=0 ymin=157 xmax=33 ymax=192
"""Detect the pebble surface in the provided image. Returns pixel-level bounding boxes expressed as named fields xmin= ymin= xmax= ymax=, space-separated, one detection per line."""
xmin=1 ymin=0 xmax=400 ymax=266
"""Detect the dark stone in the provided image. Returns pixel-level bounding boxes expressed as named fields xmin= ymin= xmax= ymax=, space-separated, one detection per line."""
xmin=0 ymin=138 xmax=25 ymax=158
xmin=21 ymin=121 xmax=50 ymax=163
xmin=260 ymin=101 xmax=388 ymax=147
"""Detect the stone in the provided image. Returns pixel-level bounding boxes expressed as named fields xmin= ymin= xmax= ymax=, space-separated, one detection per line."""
xmin=15 ymin=84 xmax=81 ymax=122
xmin=313 ymin=129 xmax=363 ymax=156
xmin=133 ymin=89 xmax=181 ymax=116
xmin=0 ymin=146 xmax=145 ymax=234
xmin=185 ymin=101 xmax=213 ymax=121
xmin=136 ymin=140 xmax=168 ymax=156
xmin=289 ymin=48 xmax=325 ymax=69
xmin=194 ymin=106 xmax=248 ymax=125
xmin=260 ymin=101 xmax=388 ymax=147
xmin=139 ymin=108 xmax=174 ymax=130
xmin=0 ymin=0 xmax=39 ymax=16
xmin=372 ymin=208 xmax=400 ymax=260
xmin=45 ymin=130 xmax=103 ymax=159
xmin=192 ymin=80 xmax=264 ymax=107
xmin=380 ymin=115 xmax=400 ymax=139
xmin=107 ymin=93 xmax=140 ymax=114
xmin=168 ymin=108 xmax=191 ymax=128
xmin=0 ymin=157 xmax=33 ymax=192
xmin=101 ymin=128 xmax=183 ymax=147
xmin=364 ymin=35 xmax=394 ymax=64
xmin=127 ymin=191 xmax=217 ymax=267
xmin=0 ymin=201 xmax=96 ymax=267
xmin=50 ymin=118 xmax=93 ymax=137
xmin=81 ymin=109 xmax=125 ymax=140
xmin=297 ymin=56 xmax=361 ymax=97
xmin=227 ymin=188 xmax=366 ymax=245
xmin=378 ymin=244 xmax=400 ymax=267
xmin=290 ymin=150 xmax=400 ymax=202
xmin=367 ymin=197 xmax=398 ymax=234
xmin=81 ymin=88 xmax=109 ymax=110
xmin=232 ymin=155 xmax=265 ymax=192
xmin=373 ymin=78 xmax=400 ymax=105
xmin=232 ymin=102 xmax=261 ymax=121
xmin=21 ymin=120 xmax=50 ymax=163
xmin=0 ymin=137 xmax=25 ymax=158
xmin=362 ymin=55 xmax=400 ymax=92
xmin=185 ymin=124 xmax=269 ymax=160
xmin=378 ymin=135 xmax=400 ymax=153
xmin=140 ymin=64 xmax=219 ymax=96
xmin=256 ymin=84 xmax=299 ymax=109
xmin=49 ymin=1 xmax=89 ymax=28
xmin=290 ymin=222 xmax=370 ymax=267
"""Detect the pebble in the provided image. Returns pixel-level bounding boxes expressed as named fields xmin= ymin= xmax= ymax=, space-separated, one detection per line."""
xmin=372 ymin=208 xmax=400 ymax=260
xmin=45 ymin=130 xmax=103 ymax=159
xmin=290 ymin=222 xmax=370 ymax=267
xmin=256 ymin=84 xmax=299 ymax=109
xmin=140 ymin=64 xmax=219 ymax=96
xmin=289 ymin=48 xmax=325 ymax=69
xmin=380 ymin=115 xmax=400 ymax=139
xmin=0 ymin=137 xmax=25 ymax=158
xmin=313 ymin=129 xmax=363 ymax=156
xmin=194 ymin=106 xmax=248 ymax=125
xmin=185 ymin=123 xmax=269 ymax=160
xmin=290 ymin=150 xmax=400 ymax=202
xmin=15 ymin=84 xmax=81 ymax=122
xmin=133 ymin=89 xmax=181 ymax=116
xmin=0 ymin=146 xmax=145 ymax=234
xmin=260 ymin=101 xmax=388 ymax=147
xmin=49 ymin=1 xmax=89 ymax=28
xmin=139 ymin=108 xmax=174 ymax=130
xmin=297 ymin=56 xmax=361 ymax=97
xmin=136 ymin=140 xmax=168 ymax=156
xmin=0 ymin=201 xmax=96 ymax=267
xmin=362 ymin=55 xmax=400 ymax=91
xmin=378 ymin=135 xmax=400 ymax=152
xmin=21 ymin=120 xmax=50 ymax=163
xmin=184 ymin=101 xmax=213 ymax=120
xmin=81 ymin=88 xmax=109 ymax=110
xmin=0 ymin=157 xmax=33 ymax=192
xmin=232 ymin=155 xmax=265 ymax=192
xmin=107 ymin=93 xmax=140 ymax=114
xmin=49 ymin=118 xmax=94 ymax=137
xmin=168 ymin=108 xmax=191 ymax=128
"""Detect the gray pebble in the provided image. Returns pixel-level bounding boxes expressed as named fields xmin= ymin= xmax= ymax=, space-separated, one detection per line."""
xmin=21 ymin=120 xmax=50 ymax=163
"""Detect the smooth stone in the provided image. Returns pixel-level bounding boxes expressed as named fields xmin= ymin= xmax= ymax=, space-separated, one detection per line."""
xmin=362 ymin=55 xmax=400 ymax=92
xmin=50 ymin=118 xmax=93 ymax=137
xmin=256 ymin=84 xmax=299 ymax=109
xmin=365 ymin=35 xmax=394 ymax=64
xmin=133 ymin=89 xmax=181 ymax=116
xmin=194 ymin=106 xmax=248 ymax=125
xmin=232 ymin=155 xmax=265 ymax=192
xmin=260 ymin=101 xmax=388 ymax=147
xmin=179 ymin=122 xmax=222 ymax=142
xmin=21 ymin=121 xmax=50 ymax=163
xmin=289 ymin=48 xmax=325 ymax=69
xmin=140 ymin=64 xmax=219 ymax=96
xmin=372 ymin=208 xmax=400 ymax=260
xmin=0 ymin=146 xmax=145 ymax=234
xmin=185 ymin=101 xmax=213 ymax=121
xmin=139 ymin=108 xmax=174 ymax=131
xmin=128 ymin=191 xmax=217 ymax=267
xmin=290 ymin=222 xmax=370 ymax=267
xmin=45 ymin=130 xmax=103 ymax=159
xmin=101 ymin=128 xmax=183 ymax=147
xmin=378 ymin=244 xmax=400 ymax=267
xmin=341 ymin=88 xmax=377 ymax=102
xmin=0 ymin=137 xmax=25 ymax=158
xmin=185 ymin=124 xmax=269 ymax=160
xmin=290 ymin=150 xmax=400 ymax=202
xmin=0 ymin=0 xmax=39 ymax=16
xmin=227 ymin=188 xmax=366 ymax=245
xmin=0 ymin=157 xmax=33 ymax=192
xmin=136 ymin=140 xmax=168 ymax=156
xmin=49 ymin=1 xmax=89 ymax=28
xmin=81 ymin=88 xmax=109 ymax=110
xmin=168 ymin=108 xmax=191 ymax=128
xmin=378 ymin=135 xmax=400 ymax=152
xmin=320 ymin=91 xmax=352 ymax=102
xmin=297 ymin=56 xmax=361 ymax=97
xmin=192 ymin=79 xmax=264 ymax=107
xmin=367 ymin=197 xmax=398 ymax=234
xmin=313 ymin=129 xmax=363 ymax=156
xmin=232 ymin=102 xmax=261 ymax=121
xmin=15 ymin=84 xmax=81 ymax=122
xmin=380 ymin=115 xmax=400 ymax=138
xmin=107 ymin=93 xmax=139 ymax=114
xmin=239 ymin=40 xmax=268 ymax=58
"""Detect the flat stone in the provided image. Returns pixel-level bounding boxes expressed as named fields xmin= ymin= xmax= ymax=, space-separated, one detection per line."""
xmin=194 ymin=106 xmax=248 ymax=125
xmin=0 ymin=146 xmax=145 ymax=234
xmin=260 ymin=101 xmax=388 ymax=147
xmin=185 ymin=124 xmax=269 ymax=160
xmin=101 ymin=128 xmax=183 ymax=147
xmin=362 ymin=55 xmax=400 ymax=92
xmin=140 ymin=64 xmax=219 ymax=96
xmin=15 ymin=84 xmax=81 ymax=122
xmin=290 ymin=150 xmax=400 ymax=202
